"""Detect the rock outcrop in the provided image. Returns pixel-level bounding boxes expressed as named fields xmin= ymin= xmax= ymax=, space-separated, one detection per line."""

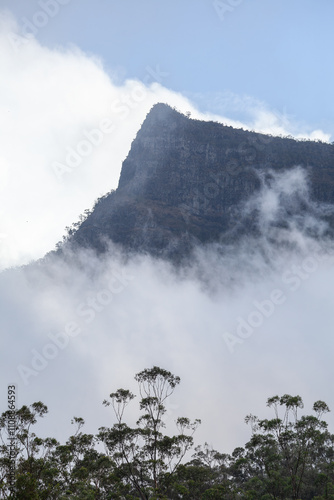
xmin=68 ymin=103 xmax=334 ymax=259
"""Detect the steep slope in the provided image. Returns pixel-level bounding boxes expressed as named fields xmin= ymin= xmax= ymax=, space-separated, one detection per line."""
xmin=68 ymin=103 xmax=334 ymax=259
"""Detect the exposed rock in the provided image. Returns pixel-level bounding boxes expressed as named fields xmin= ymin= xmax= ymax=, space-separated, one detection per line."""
xmin=68 ymin=103 xmax=334 ymax=260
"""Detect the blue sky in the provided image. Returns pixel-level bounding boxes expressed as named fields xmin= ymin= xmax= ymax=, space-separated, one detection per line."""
xmin=2 ymin=0 xmax=334 ymax=136
xmin=1 ymin=0 xmax=332 ymax=267
xmin=1 ymin=1 xmax=334 ymax=454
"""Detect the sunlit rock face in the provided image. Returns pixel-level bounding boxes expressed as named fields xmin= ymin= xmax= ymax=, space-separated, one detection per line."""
xmin=69 ymin=103 xmax=334 ymax=260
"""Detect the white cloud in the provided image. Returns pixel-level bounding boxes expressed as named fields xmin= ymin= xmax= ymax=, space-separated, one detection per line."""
xmin=1 ymin=11 xmax=334 ymax=457
xmin=1 ymin=169 xmax=334 ymax=453
xmin=186 ymin=90 xmax=332 ymax=143
xmin=0 ymin=11 xmax=197 ymax=270
xmin=0 ymin=10 xmax=331 ymax=271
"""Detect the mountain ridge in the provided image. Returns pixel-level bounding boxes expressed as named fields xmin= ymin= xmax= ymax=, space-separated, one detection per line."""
xmin=64 ymin=103 xmax=334 ymax=260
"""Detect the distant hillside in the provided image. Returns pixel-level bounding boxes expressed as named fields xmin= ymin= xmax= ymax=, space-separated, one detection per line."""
xmin=65 ymin=103 xmax=334 ymax=260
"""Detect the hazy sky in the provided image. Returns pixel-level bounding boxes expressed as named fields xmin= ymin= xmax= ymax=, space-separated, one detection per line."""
xmin=1 ymin=1 xmax=333 ymax=268
xmin=1 ymin=0 xmax=334 ymax=129
xmin=2 ymin=0 xmax=334 ymax=134
xmin=1 ymin=1 xmax=334 ymax=455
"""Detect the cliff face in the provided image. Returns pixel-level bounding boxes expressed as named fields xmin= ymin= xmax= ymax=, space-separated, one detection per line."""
xmin=69 ymin=103 xmax=334 ymax=258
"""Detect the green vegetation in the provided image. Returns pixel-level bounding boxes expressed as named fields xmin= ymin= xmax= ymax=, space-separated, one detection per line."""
xmin=1 ymin=367 xmax=334 ymax=499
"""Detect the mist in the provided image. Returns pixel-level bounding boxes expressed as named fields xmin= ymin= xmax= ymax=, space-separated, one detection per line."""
xmin=1 ymin=167 xmax=334 ymax=453
xmin=1 ymin=7 xmax=334 ymax=456
xmin=0 ymin=9 xmax=330 ymax=271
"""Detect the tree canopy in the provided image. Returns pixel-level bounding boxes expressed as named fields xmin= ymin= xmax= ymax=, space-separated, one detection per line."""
xmin=1 ymin=368 xmax=334 ymax=499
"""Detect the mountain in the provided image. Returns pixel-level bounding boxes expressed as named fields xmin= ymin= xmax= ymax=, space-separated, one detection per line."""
xmin=66 ymin=103 xmax=334 ymax=260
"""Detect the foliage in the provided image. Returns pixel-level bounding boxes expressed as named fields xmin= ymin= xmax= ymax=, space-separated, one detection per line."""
xmin=1 ymin=371 xmax=334 ymax=499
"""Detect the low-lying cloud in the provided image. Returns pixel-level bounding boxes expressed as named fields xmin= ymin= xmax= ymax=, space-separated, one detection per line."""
xmin=0 ymin=9 xmax=331 ymax=271
xmin=1 ymin=9 xmax=334 ymax=453
xmin=1 ymin=167 xmax=334 ymax=453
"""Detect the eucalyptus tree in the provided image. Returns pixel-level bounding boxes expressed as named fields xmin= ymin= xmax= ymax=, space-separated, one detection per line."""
xmin=98 ymin=366 xmax=201 ymax=499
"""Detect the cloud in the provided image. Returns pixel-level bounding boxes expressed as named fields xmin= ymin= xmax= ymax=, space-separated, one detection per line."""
xmin=241 ymin=167 xmax=331 ymax=236
xmin=0 ymin=10 xmax=200 ymax=270
xmin=1 ymin=11 xmax=334 ymax=455
xmin=185 ymin=90 xmax=332 ymax=143
xmin=1 ymin=167 xmax=334 ymax=453
xmin=0 ymin=10 xmax=331 ymax=271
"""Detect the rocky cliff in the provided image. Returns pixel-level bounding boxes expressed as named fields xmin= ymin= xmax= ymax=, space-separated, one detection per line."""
xmin=68 ymin=103 xmax=334 ymax=259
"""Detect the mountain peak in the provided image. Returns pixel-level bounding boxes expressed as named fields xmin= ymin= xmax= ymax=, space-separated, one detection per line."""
xmin=134 ymin=102 xmax=186 ymax=137
xmin=146 ymin=102 xmax=177 ymax=119
xmin=67 ymin=105 xmax=334 ymax=261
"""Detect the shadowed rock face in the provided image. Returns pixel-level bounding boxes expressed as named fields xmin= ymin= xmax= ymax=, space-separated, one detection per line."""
xmin=69 ymin=103 xmax=334 ymax=259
